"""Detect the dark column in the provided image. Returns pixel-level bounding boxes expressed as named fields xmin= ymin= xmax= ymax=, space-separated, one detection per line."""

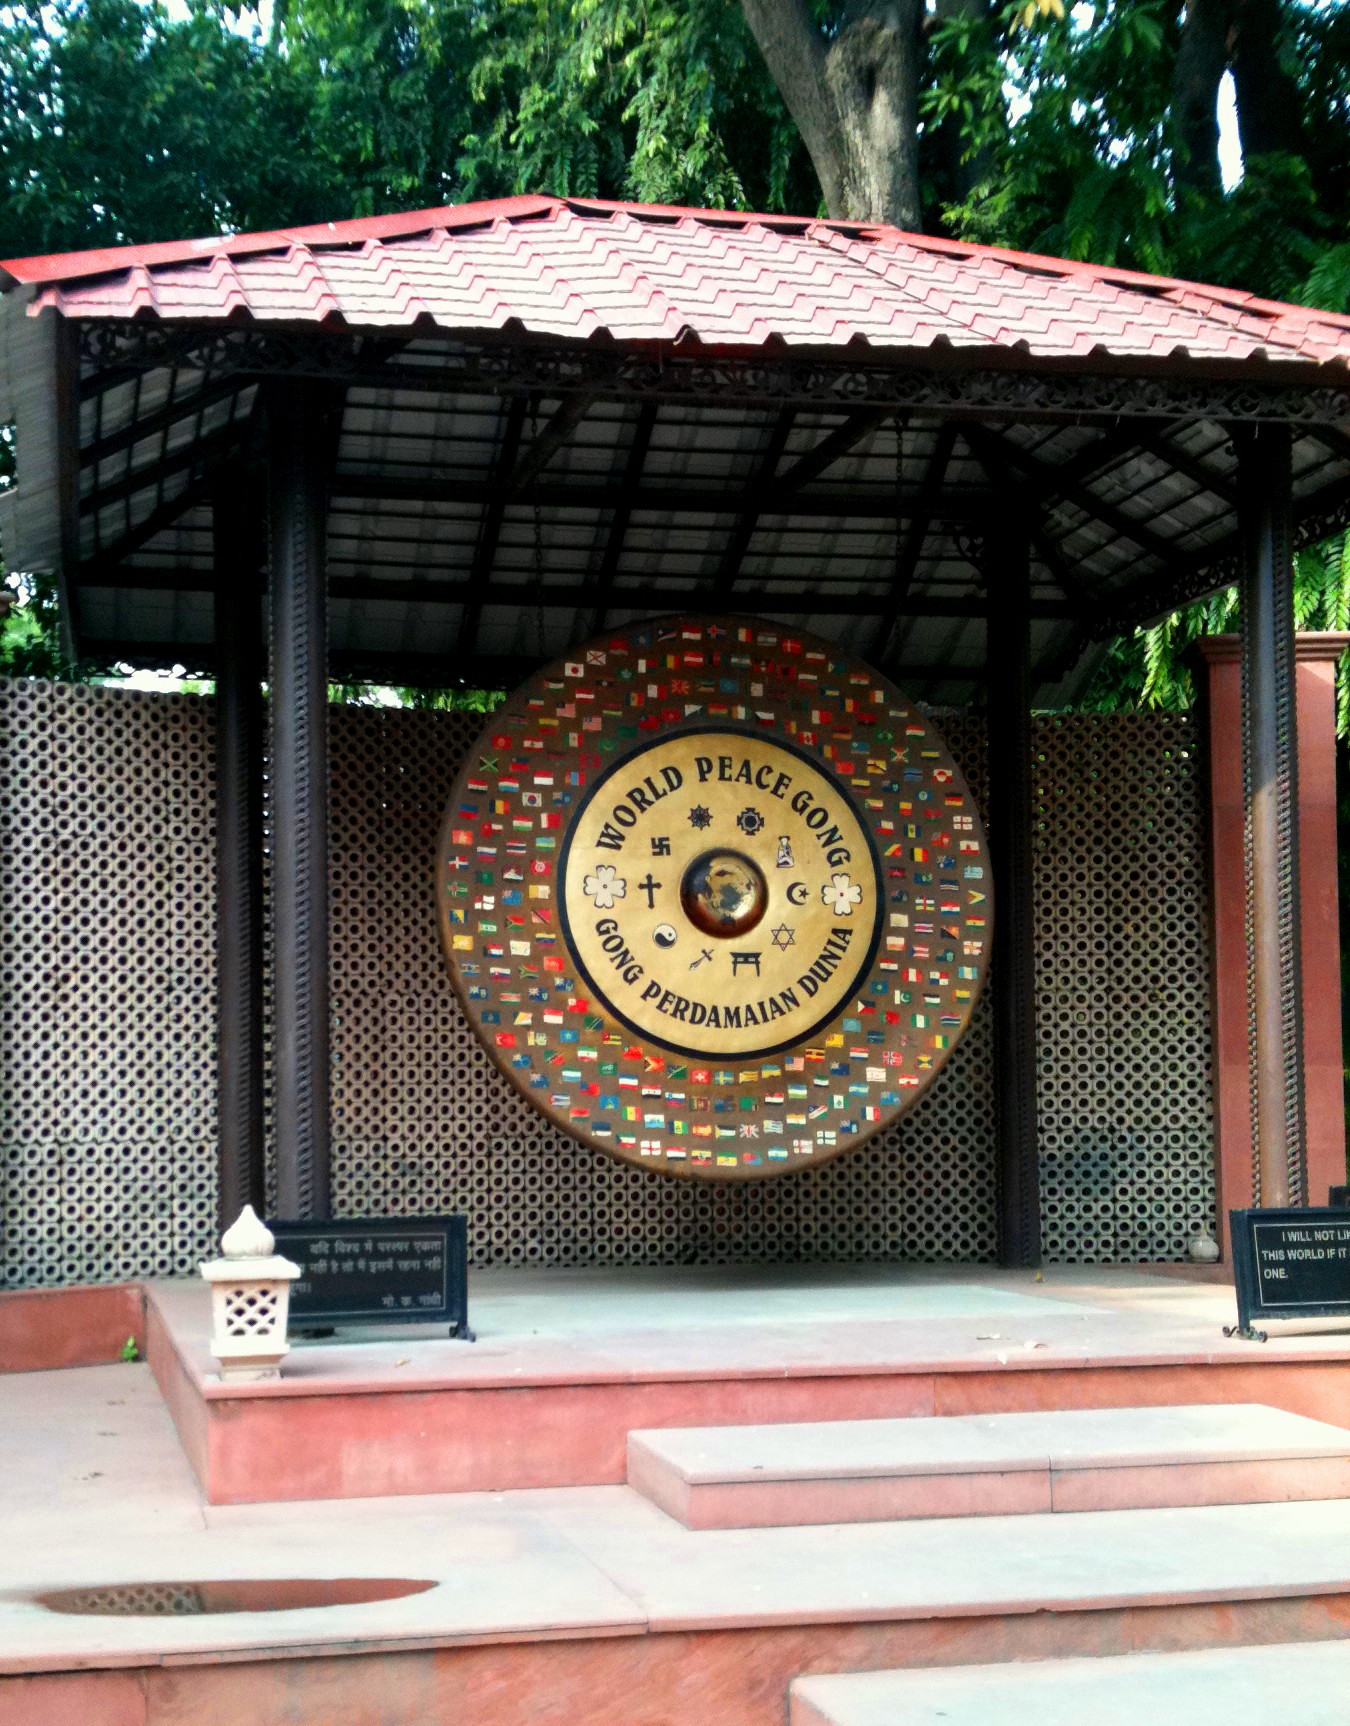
xmin=1238 ymin=424 xmax=1305 ymax=1206
xmin=213 ymin=473 xmax=266 ymax=1229
xmin=268 ymin=385 xmax=332 ymax=1219
xmin=985 ymin=523 xmax=1041 ymax=1267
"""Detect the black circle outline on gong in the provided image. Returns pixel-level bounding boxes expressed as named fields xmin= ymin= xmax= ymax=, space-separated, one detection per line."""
xmin=557 ymin=724 xmax=885 ymax=1061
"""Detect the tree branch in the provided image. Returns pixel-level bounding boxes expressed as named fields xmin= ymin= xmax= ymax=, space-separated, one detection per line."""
xmin=739 ymin=0 xmax=925 ymax=228
xmin=824 ymin=0 xmax=925 ymax=229
xmin=1230 ymin=0 xmax=1303 ymax=160
xmin=738 ymin=0 xmax=848 ymax=215
xmin=1171 ymin=0 xmax=1232 ymax=199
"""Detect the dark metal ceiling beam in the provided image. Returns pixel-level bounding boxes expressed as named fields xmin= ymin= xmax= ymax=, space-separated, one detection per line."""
xmin=1040 ymin=422 xmax=1156 ymax=493
xmin=78 ymin=474 xmax=219 ymax=580
xmin=969 ymin=425 xmax=1189 ymax=572
xmin=459 ymin=395 xmax=528 ymax=658
xmin=509 ymin=393 xmax=596 ymax=492
xmin=81 ymin=375 xmax=251 ymax=467
xmin=78 ymin=420 xmax=251 ymax=515
xmin=773 ymin=407 xmax=892 ymax=491
xmin=75 ymin=633 xmax=1002 ymax=689
xmin=1131 ymin=429 xmax=1238 ymax=505
xmin=961 ymin=423 xmax=1095 ymax=609
xmin=72 ymin=567 xmax=1078 ymax=620
xmin=331 ymin=472 xmax=997 ymax=521
xmin=715 ymin=406 xmax=798 ymax=586
xmin=592 ymin=401 xmax=658 ymax=632
xmin=872 ymin=423 xmax=959 ymax=663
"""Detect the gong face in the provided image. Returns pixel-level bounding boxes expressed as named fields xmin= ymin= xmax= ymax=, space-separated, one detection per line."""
xmin=559 ymin=731 xmax=882 ymax=1059
xmin=436 ymin=615 xmax=993 ymax=1181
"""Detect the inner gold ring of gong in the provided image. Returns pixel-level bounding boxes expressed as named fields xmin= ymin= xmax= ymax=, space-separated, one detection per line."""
xmin=679 ymin=849 xmax=767 ymax=939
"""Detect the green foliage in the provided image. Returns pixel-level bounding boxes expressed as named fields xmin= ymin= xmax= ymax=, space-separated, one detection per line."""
xmin=929 ymin=0 xmax=1350 ymax=307
xmin=1077 ymin=529 xmax=1350 ymax=735
xmin=454 ymin=0 xmax=812 ymax=210
xmin=272 ymin=0 xmax=472 ymax=216
xmin=0 ymin=0 xmax=339 ymax=259
xmin=0 ymin=572 xmax=70 ymax=680
xmin=118 ymin=1334 xmax=140 ymax=1362
xmin=327 ymin=680 xmax=508 ymax=710
xmin=392 ymin=685 xmax=508 ymax=712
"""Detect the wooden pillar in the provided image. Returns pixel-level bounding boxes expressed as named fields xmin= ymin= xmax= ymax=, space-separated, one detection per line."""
xmin=1238 ymin=425 xmax=1304 ymax=1208
xmin=1199 ymin=630 xmax=1348 ymax=1245
xmin=986 ymin=523 xmax=1041 ymax=1267
xmin=213 ymin=475 xmax=266 ymax=1230
xmin=268 ymin=384 xmax=332 ymax=1220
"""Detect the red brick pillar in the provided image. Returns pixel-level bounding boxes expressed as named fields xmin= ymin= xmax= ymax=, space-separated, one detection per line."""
xmin=1198 ymin=632 xmax=1349 ymax=1253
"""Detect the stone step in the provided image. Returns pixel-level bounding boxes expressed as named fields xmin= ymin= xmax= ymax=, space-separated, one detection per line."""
xmin=788 ymin=1640 xmax=1350 ymax=1726
xmin=627 ymin=1402 xmax=1350 ymax=1528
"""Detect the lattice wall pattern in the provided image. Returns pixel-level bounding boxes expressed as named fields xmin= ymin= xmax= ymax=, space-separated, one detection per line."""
xmin=0 ymin=680 xmax=218 ymax=1288
xmin=0 ymin=681 xmax=1214 ymax=1287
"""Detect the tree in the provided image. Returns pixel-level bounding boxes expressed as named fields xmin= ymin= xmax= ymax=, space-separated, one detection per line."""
xmin=4 ymin=0 xmax=1350 ymax=714
xmin=736 ymin=0 xmax=924 ymax=227
xmin=0 ymin=0 xmax=341 ymax=260
xmin=1079 ymin=531 xmax=1350 ymax=735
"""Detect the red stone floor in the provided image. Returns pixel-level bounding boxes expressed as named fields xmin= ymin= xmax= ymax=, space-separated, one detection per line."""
xmin=5 ymin=1263 xmax=1350 ymax=1725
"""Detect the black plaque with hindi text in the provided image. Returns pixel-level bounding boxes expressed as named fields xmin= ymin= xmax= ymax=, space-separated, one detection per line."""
xmin=1228 ymin=1207 xmax=1350 ymax=1339
xmin=270 ymin=1216 xmax=471 ymax=1335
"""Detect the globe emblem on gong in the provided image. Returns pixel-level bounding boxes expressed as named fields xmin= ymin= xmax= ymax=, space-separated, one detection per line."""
xmin=680 ymin=850 xmax=767 ymax=939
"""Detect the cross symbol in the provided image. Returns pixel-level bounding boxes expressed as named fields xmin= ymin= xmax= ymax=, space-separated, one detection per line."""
xmin=638 ymin=874 xmax=662 ymax=909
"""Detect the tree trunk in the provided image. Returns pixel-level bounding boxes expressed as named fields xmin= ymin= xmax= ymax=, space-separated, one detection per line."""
xmin=930 ymin=0 xmax=1001 ymax=216
xmin=1230 ymin=0 xmax=1303 ymax=160
xmin=1171 ymin=0 xmax=1232 ymax=198
xmin=739 ymin=0 xmax=925 ymax=229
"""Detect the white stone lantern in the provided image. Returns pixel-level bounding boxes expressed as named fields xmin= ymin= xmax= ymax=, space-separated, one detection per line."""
xmin=200 ymin=1206 xmax=302 ymax=1382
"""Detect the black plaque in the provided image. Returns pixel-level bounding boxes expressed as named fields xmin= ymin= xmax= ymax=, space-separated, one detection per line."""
xmin=270 ymin=1216 xmax=471 ymax=1335
xmin=1228 ymin=1207 xmax=1350 ymax=1340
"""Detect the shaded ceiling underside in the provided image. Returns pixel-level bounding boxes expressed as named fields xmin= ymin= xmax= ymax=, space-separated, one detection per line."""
xmin=56 ymin=333 xmax=1350 ymax=703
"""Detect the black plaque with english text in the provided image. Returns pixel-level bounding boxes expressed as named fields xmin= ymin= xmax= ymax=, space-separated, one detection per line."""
xmin=1229 ymin=1207 xmax=1350 ymax=1338
xmin=270 ymin=1216 xmax=471 ymax=1335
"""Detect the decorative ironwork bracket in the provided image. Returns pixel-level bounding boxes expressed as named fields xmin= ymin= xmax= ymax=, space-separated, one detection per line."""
xmin=76 ymin=318 xmax=1350 ymax=427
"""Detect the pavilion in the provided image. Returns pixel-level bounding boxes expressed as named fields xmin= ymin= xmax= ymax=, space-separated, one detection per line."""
xmin=3 ymin=193 xmax=1350 ymax=1269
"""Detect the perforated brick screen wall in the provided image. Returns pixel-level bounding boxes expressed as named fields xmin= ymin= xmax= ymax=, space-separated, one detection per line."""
xmin=0 ymin=680 xmax=1215 ymax=1286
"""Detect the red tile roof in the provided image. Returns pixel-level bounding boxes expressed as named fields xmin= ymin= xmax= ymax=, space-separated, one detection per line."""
xmin=5 ymin=193 xmax=1350 ymax=371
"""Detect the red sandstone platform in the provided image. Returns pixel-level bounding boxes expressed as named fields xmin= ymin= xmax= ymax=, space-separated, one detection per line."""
xmin=10 ymin=1270 xmax=1350 ymax=1726
xmin=626 ymin=1403 xmax=1350 ymax=1527
xmin=8 ymin=1360 xmax=1350 ymax=1726
xmin=144 ymin=1262 xmax=1350 ymax=1504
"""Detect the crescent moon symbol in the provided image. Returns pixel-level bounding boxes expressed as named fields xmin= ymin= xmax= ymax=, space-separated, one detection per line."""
xmin=786 ymin=881 xmax=808 ymax=905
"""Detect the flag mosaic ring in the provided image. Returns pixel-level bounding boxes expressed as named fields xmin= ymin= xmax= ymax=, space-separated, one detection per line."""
xmin=437 ymin=616 xmax=993 ymax=1180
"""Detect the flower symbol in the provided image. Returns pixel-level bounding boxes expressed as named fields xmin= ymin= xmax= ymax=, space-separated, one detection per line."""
xmin=821 ymin=872 xmax=862 ymax=916
xmin=583 ymin=864 xmax=626 ymax=910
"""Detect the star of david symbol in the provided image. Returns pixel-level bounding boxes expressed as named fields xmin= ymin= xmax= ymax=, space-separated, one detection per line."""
xmin=688 ymin=804 xmax=713 ymax=830
xmin=770 ymin=923 xmax=795 ymax=950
